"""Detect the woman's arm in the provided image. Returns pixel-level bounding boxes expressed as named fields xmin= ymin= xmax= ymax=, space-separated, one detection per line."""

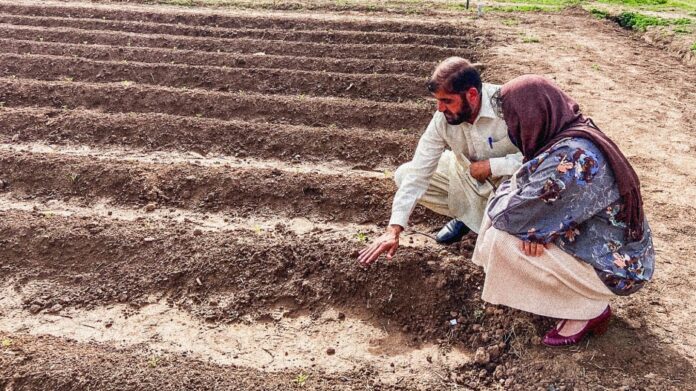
xmin=487 ymin=138 xmax=620 ymax=244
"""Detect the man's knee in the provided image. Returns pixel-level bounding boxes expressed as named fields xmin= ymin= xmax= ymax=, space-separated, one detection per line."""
xmin=393 ymin=163 xmax=411 ymax=187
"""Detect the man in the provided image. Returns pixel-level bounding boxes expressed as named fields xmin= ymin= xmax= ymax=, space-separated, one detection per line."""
xmin=358 ymin=57 xmax=521 ymax=265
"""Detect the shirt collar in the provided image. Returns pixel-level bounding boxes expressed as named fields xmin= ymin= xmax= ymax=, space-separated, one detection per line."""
xmin=474 ymin=83 xmax=498 ymax=123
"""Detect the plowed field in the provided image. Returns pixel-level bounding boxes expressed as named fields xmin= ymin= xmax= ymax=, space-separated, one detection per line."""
xmin=1 ymin=1 xmax=695 ymax=390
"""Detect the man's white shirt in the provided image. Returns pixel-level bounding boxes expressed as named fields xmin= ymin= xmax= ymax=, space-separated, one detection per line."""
xmin=389 ymin=83 xmax=522 ymax=228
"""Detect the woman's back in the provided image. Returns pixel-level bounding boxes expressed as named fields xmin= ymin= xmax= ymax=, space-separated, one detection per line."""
xmin=488 ymin=136 xmax=655 ymax=295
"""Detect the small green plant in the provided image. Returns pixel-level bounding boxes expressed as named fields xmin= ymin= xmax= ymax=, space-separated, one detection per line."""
xmin=489 ymin=5 xmax=548 ymax=12
xmin=147 ymin=355 xmax=160 ymax=368
xmin=616 ymin=12 xmax=691 ymax=31
xmin=355 ymin=232 xmax=368 ymax=243
xmin=62 ymin=77 xmax=74 ymax=82
xmin=294 ymin=372 xmax=310 ymax=387
xmin=691 ymin=41 xmax=696 ymax=52
xmin=502 ymin=18 xmax=520 ymax=26
xmin=169 ymin=0 xmax=195 ymax=5
xmin=66 ymin=172 xmax=79 ymax=184
xmin=121 ymin=80 xmax=132 ymax=86
xmin=590 ymin=8 xmax=610 ymax=19
xmin=1 ymin=338 xmax=12 ymax=348
xmin=591 ymin=63 xmax=602 ymax=71
xmin=522 ymin=35 xmax=541 ymax=43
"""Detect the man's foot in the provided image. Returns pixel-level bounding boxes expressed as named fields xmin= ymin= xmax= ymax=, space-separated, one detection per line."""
xmin=435 ymin=219 xmax=470 ymax=244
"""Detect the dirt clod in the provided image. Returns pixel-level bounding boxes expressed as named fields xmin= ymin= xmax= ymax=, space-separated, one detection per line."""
xmin=47 ymin=304 xmax=63 ymax=313
xmin=474 ymin=347 xmax=490 ymax=365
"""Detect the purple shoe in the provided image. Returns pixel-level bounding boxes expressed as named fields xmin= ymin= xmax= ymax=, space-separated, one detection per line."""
xmin=542 ymin=306 xmax=611 ymax=347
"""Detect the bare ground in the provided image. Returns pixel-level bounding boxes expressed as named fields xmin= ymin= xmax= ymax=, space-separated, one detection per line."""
xmin=0 ymin=1 xmax=695 ymax=390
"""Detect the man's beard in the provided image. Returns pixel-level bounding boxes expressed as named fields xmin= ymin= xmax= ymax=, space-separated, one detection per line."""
xmin=443 ymin=97 xmax=473 ymax=125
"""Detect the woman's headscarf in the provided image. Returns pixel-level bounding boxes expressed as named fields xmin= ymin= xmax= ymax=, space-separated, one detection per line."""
xmin=500 ymin=75 xmax=645 ymax=241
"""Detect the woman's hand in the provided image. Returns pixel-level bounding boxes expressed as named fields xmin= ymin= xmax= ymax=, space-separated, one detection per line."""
xmin=520 ymin=240 xmax=548 ymax=257
xmin=358 ymin=225 xmax=402 ymax=265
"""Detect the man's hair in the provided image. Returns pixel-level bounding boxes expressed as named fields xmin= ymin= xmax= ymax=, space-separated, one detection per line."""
xmin=427 ymin=57 xmax=482 ymax=95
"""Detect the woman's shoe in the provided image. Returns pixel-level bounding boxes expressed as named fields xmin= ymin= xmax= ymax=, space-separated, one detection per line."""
xmin=542 ymin=306 xmax=611 ymax=347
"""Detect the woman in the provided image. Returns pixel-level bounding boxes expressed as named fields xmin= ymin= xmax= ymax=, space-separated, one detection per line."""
xmin=472 ymin=75 xmax=655 ymax=346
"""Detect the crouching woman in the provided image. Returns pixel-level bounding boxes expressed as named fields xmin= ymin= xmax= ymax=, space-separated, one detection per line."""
xmin=473 ymin=75 xmax=655 ymax=346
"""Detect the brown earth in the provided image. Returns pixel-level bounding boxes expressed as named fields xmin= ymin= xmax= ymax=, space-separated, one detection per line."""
xmin=0 ymin=38 xmax=437 ymax=76
xmin=0 ymin=107 xmax=419 ymax=166
xmin=0 ymin=148 xmax=445 ymax=225
xmin=0 ymin=77 xmax=431 ymax=131
xmin=0 ymin=13 xmax=473 ymax=47
xmin=0 ymin=210 xmax=477 ymax=338
xmin=0 ymin=52 xmax=429 ymax=101
xmin=0 ymin=0 xmax=695 ymax=390
xmin=0 ymin=24 xmax=465 ymax=61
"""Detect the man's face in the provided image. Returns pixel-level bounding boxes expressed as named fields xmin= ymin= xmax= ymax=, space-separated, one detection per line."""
xmin=433 ymin=89 xmax=474 ymax=125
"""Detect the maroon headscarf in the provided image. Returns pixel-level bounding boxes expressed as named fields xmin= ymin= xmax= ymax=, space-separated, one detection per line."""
xmin=500 ymin=75 xmax=644 ymax=241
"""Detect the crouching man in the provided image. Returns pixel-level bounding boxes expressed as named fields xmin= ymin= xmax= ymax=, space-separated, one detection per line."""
xmin=358 ymin=57 xmax=521 ymax=264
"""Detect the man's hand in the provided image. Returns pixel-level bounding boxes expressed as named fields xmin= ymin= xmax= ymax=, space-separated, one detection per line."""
xmin=358 ymin=225 xmax=403 ymax=265
xmin=520 ymin=240 xmax=548 ymax=257
xmin=469 ymin=160 xmax=491 ymax=182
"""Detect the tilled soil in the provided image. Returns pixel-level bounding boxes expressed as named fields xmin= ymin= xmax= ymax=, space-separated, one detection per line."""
xmin=0 ymin=53 xmax=429 ymax=101
xmin=0 ymin=2 xmax=485 ymax=35
xmin=0 ymin=24 xmax=465 ymax=61
xmin=0 ymin=147 xmax=443 ymax=224
xmin=0 ymin=210 xmax=484 ymax=340
xmin=0 ymin=13 xmax=473 ymax=47
xmin=0 ymin=107 xmax=419 ymax=166
xmin=0 ymin=38 xmax=436 ymax=76
xmin=1 ymin=0 xmax=695 ymax=390
xmin=0 ymin=77 xmax=430 ymax=131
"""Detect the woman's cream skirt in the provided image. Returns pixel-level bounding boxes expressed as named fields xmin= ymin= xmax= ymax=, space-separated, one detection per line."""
xmin=472 ymin=216 xmax=615 ymax=320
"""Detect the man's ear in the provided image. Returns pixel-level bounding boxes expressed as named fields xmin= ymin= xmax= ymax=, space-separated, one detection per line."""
xmin=466 ymin=87 xmax=480 ymax=106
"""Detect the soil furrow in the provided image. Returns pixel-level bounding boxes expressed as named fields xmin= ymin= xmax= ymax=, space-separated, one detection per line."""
xmin=0 ymin=193 xmax=442 ymax=249
xmin=0 ymin=23 xmax=464 ymax=62
xmin=0 ymin=13 xmax=478 ymax=47
xmin=0 ymin=38 xmax=436 ymax=76
xmin=0 ymin=333 xmax=414 ymax=390
xmin=0 ymin=53 xmax=429 ymax=102
xmin=0 ymin=142 xmax=389 ymax=177
xmin=0 ymin=2 xmax=474 ymax=36
xmin=0 ymin=209 xmax=479 ymax=340
xmin=0 ymin=78 xmax=431 ymax=131
xmin=0 ymin=149 xmax=441 ymax=225
xmin=0 ymin=107 xmax=419 ymax=167
xmin=0 ymin=295 xmax=468 ymax=384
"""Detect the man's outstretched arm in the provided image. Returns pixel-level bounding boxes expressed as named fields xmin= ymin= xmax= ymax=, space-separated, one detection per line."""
xmin=357 ymin=114 xmax=446 ymax=265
